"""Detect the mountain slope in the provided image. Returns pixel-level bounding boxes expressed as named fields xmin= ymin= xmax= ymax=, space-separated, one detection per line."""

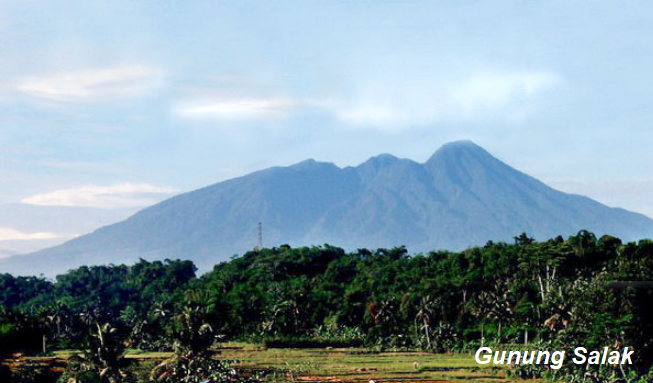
xmin=3 ymin=141 xmax=652 ymax=276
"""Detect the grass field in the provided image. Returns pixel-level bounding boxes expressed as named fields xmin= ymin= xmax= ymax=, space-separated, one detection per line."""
xmin=219 ymin=344 xmax=538 ymax=383
xmin=8 ymin=344 xmax=540 ymax=383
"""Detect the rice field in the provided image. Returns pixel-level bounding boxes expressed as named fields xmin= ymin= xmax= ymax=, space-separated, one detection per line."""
xmin=146 ymin=343 xmax=537 ymax=383
xmin=218 ymin=345 xmax=538 ymax=383
xmin=8 ymin=344 xmax=540 ymax=383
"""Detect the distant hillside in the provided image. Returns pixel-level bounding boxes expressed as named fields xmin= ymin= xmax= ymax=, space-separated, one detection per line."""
xmin=3 ymin=140 xmax=653 ymax=276
xmin=0 ymin=248 xmax=16 ymax=259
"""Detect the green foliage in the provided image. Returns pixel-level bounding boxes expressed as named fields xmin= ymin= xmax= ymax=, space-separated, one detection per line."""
xmin=149 ymin=291 xmax=258 ymax=383
xmin=8 ymin=364 xmax=58 ymax=383
xmin=1 ymin=233 xmax=653 ymax=381
xmin=150 ymin=358 xmax=257 ymax=383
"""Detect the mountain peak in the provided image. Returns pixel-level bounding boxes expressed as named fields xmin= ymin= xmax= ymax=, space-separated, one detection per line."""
xmin=426 ymin=140 xmax=493 ymax=165
xmin=356 ymin=153 xmax=402 ymax=169
xmin=289 ymin=158 xmax=338 ymax=171
xmin=441 ymin=139 xmax=481 ymax=149
xmin=433 ymin=139 xmax=485 ymax=154
xmin=367 ymin=153 xmax=399 ymax=163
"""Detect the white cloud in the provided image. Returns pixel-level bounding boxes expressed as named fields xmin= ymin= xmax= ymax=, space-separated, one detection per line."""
xmin=329 ymin=70 xmax=561 ymax=129
xmin=21 ymin=183 xmax=177 ymax=209
xmin=171 ymin=70 xmax=560 ymax=129
xmin=0 ymin=228 xmax=60 ymax=241
xmin=451 ymin=72 xmax=560 ymax=115
xmin=16 ymin=65 xmax=163 ymax=101
xmin=175 ymin=98 xmax=294 ymax=120
xmin=329 ymin=99 xmax=439 ymax=131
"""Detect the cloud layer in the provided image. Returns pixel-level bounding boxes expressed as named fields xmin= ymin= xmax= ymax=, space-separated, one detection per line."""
xmin=330 ymin=71 xmax=561 ymax=129
xmin=16 ymin=65 xmax=163 ymax=101
xmin=175 ymin=98 xmax=294 ymax=120
xmin=0 ymin=227 xmax=60 ymax=241
xmin=22 ymin=183 xmax=177 ymax=209
xmin=451 ymin=72 xmax=560 ymax=116
xmin=171 ymin=71 xmax=561 ymax=131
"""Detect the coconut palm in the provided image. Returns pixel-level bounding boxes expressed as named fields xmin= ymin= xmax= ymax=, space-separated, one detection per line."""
xmin=414 ymin=295 xmax=437 ymax=350
xmin=63 ymin=322 xmax=130 ymax=383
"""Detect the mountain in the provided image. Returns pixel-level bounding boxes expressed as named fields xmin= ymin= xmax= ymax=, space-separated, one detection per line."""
xmin=0 ymin=248 xmax=16 ymax=259
xmin=2 ymin=140 xmax=653 ymax=276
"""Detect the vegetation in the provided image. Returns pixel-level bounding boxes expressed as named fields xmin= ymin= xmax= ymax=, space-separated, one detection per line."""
xmin=1 ymin=231 xmax=652 ymax=382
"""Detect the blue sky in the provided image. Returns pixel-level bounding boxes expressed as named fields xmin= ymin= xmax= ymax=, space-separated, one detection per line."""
xmin=2 ymin=1 xmax=653 ymax=253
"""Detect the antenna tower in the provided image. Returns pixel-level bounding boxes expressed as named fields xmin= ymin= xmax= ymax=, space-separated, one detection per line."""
xmin=255 ymin=222 xmax=263 ymax=251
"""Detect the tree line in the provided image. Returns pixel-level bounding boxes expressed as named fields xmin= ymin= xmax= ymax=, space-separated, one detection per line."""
xmin=1 ymin=230 xmax=652 ymax=382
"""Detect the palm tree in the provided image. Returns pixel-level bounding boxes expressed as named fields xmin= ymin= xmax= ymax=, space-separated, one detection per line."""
xmin=468 ymin=291 xmax=493 ymax=347
xmin=65 ymin=322 xmax=130 ymax=383
xmin=150 ymin=290 xmax=232 ymax=383
xmin=486 ymin=281 xmax=514 ymax=343
xmin=414 ymin=295 xmax=437 ymax=350
xmin=569 ymin=230 xmax=597 ymax=257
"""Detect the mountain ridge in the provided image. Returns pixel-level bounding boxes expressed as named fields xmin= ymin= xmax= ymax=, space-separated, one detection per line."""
xmin=2 ymin=140 xmax=652 ymax=277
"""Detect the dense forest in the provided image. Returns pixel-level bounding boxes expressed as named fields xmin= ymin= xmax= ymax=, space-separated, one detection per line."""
xmin=1 ymin=230 xmax=652 ymax=382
